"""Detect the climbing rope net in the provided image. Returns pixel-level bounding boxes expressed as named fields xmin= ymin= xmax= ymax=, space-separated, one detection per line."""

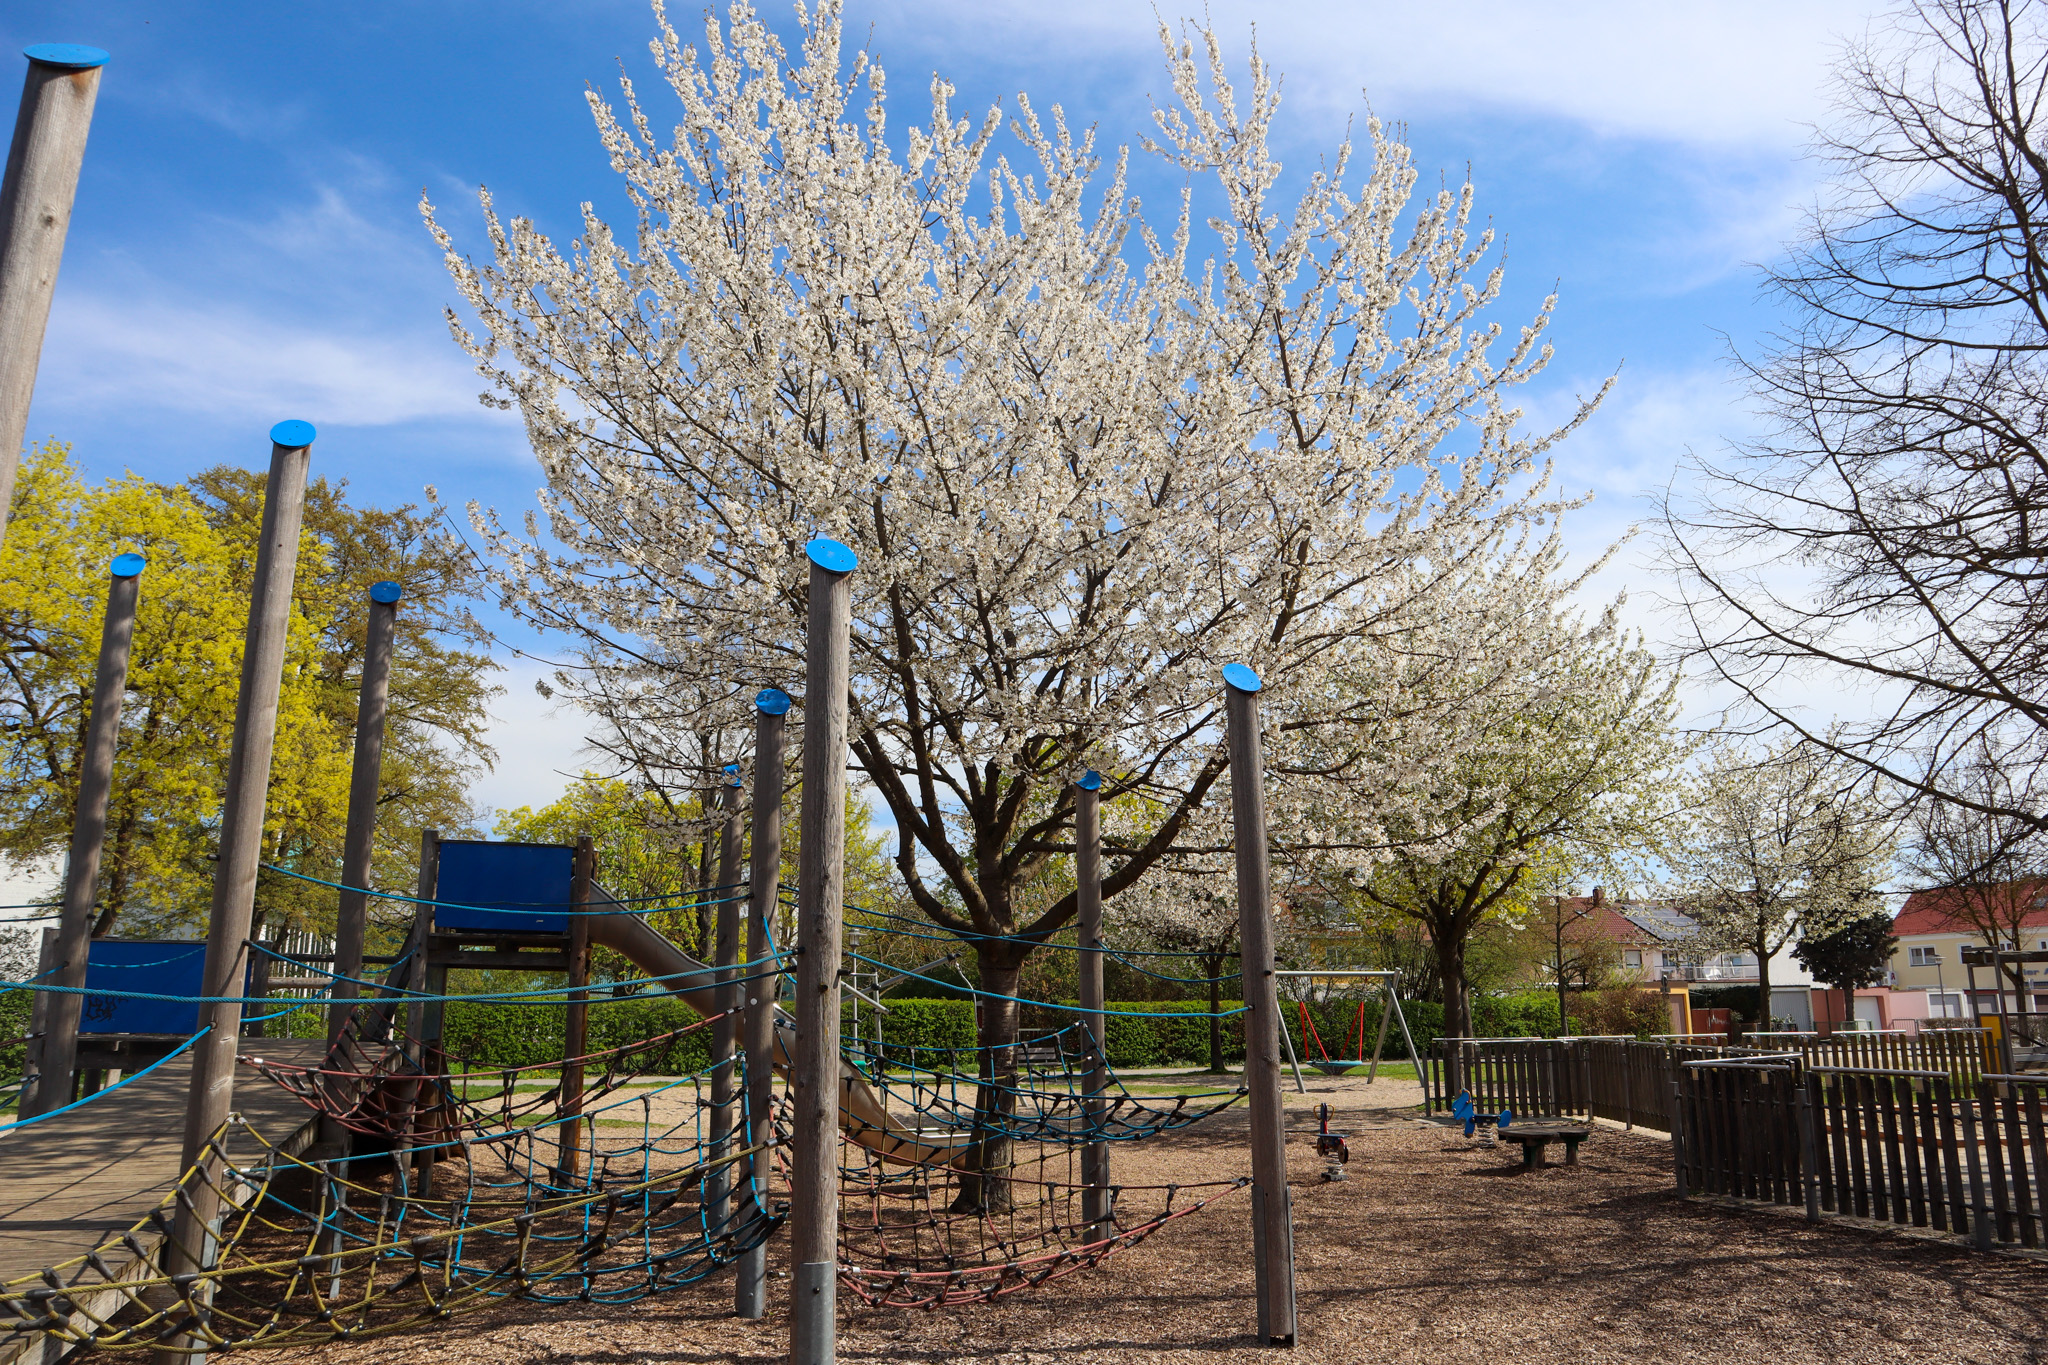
xmin=0 ymin=881 xmax=1254 ymax=1354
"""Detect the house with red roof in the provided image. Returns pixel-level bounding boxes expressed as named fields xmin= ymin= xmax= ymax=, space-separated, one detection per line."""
xmin=1890 ymin=881 xmax=2048 ymax=1023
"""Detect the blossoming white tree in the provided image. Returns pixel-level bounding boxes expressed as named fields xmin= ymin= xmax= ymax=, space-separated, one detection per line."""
xmin=1669 ymin=739 xmax=1896 ymax=1028
xmin=426 ymin=0 xmax=1607 ymax=1204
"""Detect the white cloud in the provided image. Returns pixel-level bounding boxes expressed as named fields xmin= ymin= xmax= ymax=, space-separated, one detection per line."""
xmin=37 ymin=289 xmax=492 ymax=428
xmin=870 ymin=0 xmax=1876 ymax=150
xmin=466 ymin=660 xmax=605 ymax=820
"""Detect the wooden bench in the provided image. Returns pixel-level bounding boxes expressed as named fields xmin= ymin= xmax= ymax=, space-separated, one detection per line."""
xmin=1498 ymin=1122 xmax=1590 ymax=1170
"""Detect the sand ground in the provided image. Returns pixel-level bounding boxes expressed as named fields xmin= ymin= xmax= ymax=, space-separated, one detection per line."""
xmin=246 ymin=1077 xmax=2048 ymax=1364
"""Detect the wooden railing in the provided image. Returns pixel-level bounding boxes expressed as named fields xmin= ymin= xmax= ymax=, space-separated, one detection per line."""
xmin=1669 ymin=1060 xmax=2048 ymax=1253
xmin=1424 ymin=1030 xmax=1992 ymax=1131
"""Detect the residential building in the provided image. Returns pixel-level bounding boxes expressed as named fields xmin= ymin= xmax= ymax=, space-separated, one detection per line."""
xmin=1890 ymin=882 xmax=2048 ymax=1023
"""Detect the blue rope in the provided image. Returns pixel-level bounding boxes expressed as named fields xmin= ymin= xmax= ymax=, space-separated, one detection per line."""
xmin=258 ymin=862 xmax=750 ymax=914
xmin=0 ymin=954 xmax=792 ymax=1007
xmin=0 ymin=1025 xmax=212 ymax=1133
xmin=844 ymin=949 xmax=1249 ymax=1018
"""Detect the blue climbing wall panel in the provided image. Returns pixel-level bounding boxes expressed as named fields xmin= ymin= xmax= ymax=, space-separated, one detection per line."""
xmin=433 ymin=839 xmax=577 ymax=934
xmin=80 ymin=939 xmax=229 ymax=1035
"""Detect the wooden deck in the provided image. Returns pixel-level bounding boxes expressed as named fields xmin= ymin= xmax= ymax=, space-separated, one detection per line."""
xmin=0 ymin=1040 xmax=326 ymax=1364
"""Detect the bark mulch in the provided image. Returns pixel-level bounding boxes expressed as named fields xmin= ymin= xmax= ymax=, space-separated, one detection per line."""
xmin=245 ymin=1095 xmax=2048 ymax=1364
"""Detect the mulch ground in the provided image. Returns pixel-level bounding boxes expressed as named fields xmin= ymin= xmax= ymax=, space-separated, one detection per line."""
xmin=248 ymin=1090 xmax=2048 ymax=1364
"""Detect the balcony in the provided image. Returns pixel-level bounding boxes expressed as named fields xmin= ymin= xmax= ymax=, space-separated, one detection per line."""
xmin=1667 ymin=961 xmax=1760 ymax=983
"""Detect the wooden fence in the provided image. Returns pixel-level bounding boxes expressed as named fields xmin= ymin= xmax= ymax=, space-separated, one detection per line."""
xmin=1669 ymin=1060 xmax=2048 ymax=1252
xmin=1425 ymin=1031 xmax=1991 ymax=1133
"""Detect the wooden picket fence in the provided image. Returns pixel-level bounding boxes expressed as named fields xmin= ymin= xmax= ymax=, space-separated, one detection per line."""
xmin=1425 ymin=1031 xmax=1992 ymax=1133
xmin=1668 ymin=1057 xmax=2048 ymax=1252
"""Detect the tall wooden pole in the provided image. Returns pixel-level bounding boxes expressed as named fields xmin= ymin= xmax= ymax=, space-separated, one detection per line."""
xmin=1076 ymin=769 xmax=1110 ymax=1240
xmin=158 ymin=421 xmax=314 ymax=1360
xmin=329 ymin=581 xmax=400 ymax=1045
xmin=23 ymin=551 xmax=143 ymax=1118
xmin=1224 ymin=662 xmax=1296 ymax=1348
xmin=707 ymin=766 xmax=744 ymax=1242
xmin=0 ymin=45 xmax=106 ymax=540
xmin=789 ymin=538 xmax=855 ymax=1365
xmin=737 ymin=687 xmax=789 ymax=1320
xmin=561 ymin=835 xmax=594 ymax=1184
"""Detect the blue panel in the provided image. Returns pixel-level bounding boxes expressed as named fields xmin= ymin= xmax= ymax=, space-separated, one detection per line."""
xmin=434 ymin=840 xmax=576 ymax=933
xmin=268 ymin=419 xmax=317 ymax=448
xmin=81 ymin=940 xmax=218 ymax=1035
xmin=24 ymin=44 xmax=110 ymax=69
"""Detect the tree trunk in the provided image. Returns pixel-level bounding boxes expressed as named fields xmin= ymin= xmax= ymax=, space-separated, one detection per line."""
xmin=1754 ymin=930 xmax=1772 ymax=1041
xmin=1438 ymin=937 xmax=1469 ymax=1094
xmin=952 ymin=950 xmax=1021 ymax=1214
xmin=1206 ymin=952 xmax=1224 ymax=1074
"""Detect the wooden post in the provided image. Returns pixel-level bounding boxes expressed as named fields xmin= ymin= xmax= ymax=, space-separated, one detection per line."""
xmin=561 ymin=835 xmax=594 ymax=1184
xmin=707 ymin=766 xmax=744 ymax=1243
xmin=1799 ymin=1072 xmax=1822 ymax=1222
xmin=24 ymin=551 xmax=142 ymax=1118
xmin=738 ymin=688 xmax=789 ymax=1319
xmin=1223 ymin=663 xmax=1295 ymax=1348
xmin=0 ymin=44 xmax=106 ymax=543
xmin=19 ymin=925 xmax=56 ymax=1109
xmin=158 ymin=421 xmax=313 ymax=1361
xmin=1076 ymin=770 xmax=1110 ymax=1241
xmin=790 ymin=538 xmax=855 ymax=1365
xmin=329 ymin=581 xmax=400 ymax=1045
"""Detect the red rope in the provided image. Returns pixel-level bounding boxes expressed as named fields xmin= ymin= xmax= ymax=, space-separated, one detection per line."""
xmin=1296 ymin=1000 xmax=1330 ymax=1063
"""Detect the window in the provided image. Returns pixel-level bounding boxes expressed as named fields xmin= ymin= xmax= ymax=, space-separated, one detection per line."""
xmin=1909 ymin=946 xmax=1941 ymax=967
xmin=1624 ymin=949 xmax=1643 ymax=969
xmin=1929 ymin=992 xmax=1966 ymax=1019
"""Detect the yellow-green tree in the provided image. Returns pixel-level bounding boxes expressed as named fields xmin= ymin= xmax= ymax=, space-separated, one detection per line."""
xmin=493 ymin=773 xmax=902 ymax=971
xmin=188 ymin=467 xmax=498 ymax=934
xmin=0 ymin=444 xmax=345 ymax=931
xmin=0 ymin=444 xmax=499 ymax=939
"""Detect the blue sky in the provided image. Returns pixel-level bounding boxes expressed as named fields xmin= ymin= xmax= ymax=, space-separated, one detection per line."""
xmin=3 ymin=0 xmax=1881 ymax=817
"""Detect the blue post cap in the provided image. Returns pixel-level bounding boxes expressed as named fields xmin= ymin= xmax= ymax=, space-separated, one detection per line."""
xmin=805 ymin=537 xmax=858 ymax=574
xmin=109 ymin=552 xmax=146 ymax=579
xmin=25 ymin=44 xmax=110 ymax=70
xmin=1077 ymin=769 xmax=1102 ymax=791
xmin=756 ymin=687 xmax=793 ymax=716
xmin=269 ymin=419 xmax=317 ymax=448
xmin=369 ymin=581 xmax=402 ymax=604
xmin=724 ymin=762 xmax=742 ymax=787
xmin=1221 ymin=662 xmax=1263 ymax=693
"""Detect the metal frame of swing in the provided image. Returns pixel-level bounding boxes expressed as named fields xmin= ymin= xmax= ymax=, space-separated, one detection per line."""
xmin=1272 ymin=970 xmax=1422 ymax=1094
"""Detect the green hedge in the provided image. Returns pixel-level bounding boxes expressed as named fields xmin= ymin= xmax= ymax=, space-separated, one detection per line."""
xmin=1281 ymin=998 xmax=1442 ymax=1065
xmin=422 ymin=990 xmax=1560 ymax=1079
xmin=439 ymin=995 xmax=711 ymax=1074
xmin=0 ymin=986 xmax=30 ymax=1105
xmin=845 ymin=998 xmax=977 ymax=1067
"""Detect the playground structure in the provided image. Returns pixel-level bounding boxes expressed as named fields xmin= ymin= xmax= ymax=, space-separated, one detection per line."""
xmin=0 ymin=414 xmax=1304 ymax=1361
xmin=1276 ymin=969 xmax=1421 ymax=1092
xmin=0 ymin=39 xmax=1318 ymax=1360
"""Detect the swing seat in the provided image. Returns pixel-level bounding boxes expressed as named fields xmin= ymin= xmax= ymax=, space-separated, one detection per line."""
xmin=1310 ymin=1060 xmax=1361 ymax=1076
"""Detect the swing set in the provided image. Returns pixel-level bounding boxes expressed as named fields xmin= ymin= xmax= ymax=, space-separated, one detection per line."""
xmin=1273 ymin=969 xmax=1421 ymax=1093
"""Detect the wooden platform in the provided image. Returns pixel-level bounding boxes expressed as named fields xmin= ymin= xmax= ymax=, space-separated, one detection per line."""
xmin=0 ymin=1040 xmax=325 ymax=1364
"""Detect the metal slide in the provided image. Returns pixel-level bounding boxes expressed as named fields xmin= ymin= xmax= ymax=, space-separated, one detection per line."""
xmin=584 ymin=890 xmax=975 ymax=1168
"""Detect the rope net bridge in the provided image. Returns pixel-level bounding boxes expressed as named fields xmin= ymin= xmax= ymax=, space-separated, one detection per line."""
xmin=0 ymin=891 xmax=1249 ymax=1353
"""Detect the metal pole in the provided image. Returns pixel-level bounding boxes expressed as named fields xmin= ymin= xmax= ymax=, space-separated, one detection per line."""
xmin=329 ymin=582 xmax=400 ymax=1045
xmin=159 ymin=420 xmax=314 ymax=1360
xmin=561 ymin=836 xmax=593 ymax=1184
xmin=1279 ymin=999 xmax=1306 ymax=1095
xmin=0 ymin=44 xmax=106 ymax=542
xmin=24 ymin=551 xmax=142 ymax=1118
xmin=1075 ymin=770 xmax=1109 ymax=1242
xmin=708 ymin=766 xmax=743 ymax=1247
xmin=1223 ymin=662 xmax=1295 ymax=1348
xmin=790 ymin=537 xmax=854 ymax=1365
xmin=18 ymin=925 xmax=55 ymax=1110
xmin=737 ymin=687 xmax=788 ymax=1320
